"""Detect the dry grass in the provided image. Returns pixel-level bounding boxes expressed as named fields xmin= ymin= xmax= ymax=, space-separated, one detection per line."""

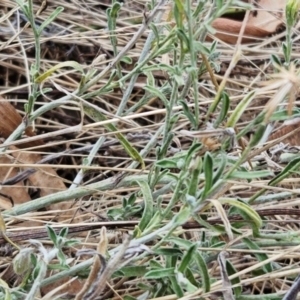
xmin=1 ymin=0 xmax=300 ymax=299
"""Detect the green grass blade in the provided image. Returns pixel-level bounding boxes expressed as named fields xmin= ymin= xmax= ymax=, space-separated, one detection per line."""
xmin=83 ymin=105 xmax=145 ymax=169
xmin=219 ymin=199 xmax=262 ymax=229
xmin=226 ymin=91 xmax=256 ymax=127
xmin=242 ymin=238 xmax=272 ymax=273
xmin=178 ymin=244 xmax=197 ymax=273
xmin=136 ymin=181 xmax=154 ymax=231
xmin=194 ymin=251 xmax=210 ymax=292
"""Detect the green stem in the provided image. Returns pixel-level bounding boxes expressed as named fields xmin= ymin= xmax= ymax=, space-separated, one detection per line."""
xmin=285 ymin=27 xmax=292 ymax=66
xmin=27 ymin=0 xmax=41 ymax=115
xmin=81 ymin=0 xmax=167 ymax=93
xmin=186 ymin=0 xmax=199 ymax=127
xmin=116 ymin=8 xmax=166 ymax=117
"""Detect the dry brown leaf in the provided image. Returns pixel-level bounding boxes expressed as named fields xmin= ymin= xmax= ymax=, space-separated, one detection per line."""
xmin=247 ymin=0 xmax=286 ymax=33
xmin=210 ymin=17 xmax=272 ymax=44
xmin=10 ymin=147 xmax=70 ymax=212
xmin=211 ymin=0 xmax=286 ymax=44
xmin=0 ymin=155 xmax=31 ymax=208
xmin=161 ymin=0 xmax=286 ymax=44
xmin=41 ymin=277 xmax=85 ymax=298
xmin=268 ymin=118 xmax=300 ymax=146
xmin=0 ymin=98 xmax=69 ymax=212
xmin=0 ymin=98 xmax=43 ymax=148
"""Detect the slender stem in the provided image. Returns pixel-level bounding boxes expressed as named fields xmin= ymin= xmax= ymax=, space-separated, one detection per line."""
xmin=81 ymin=0 xmax=167 ymax=93
xmin=27 ymin=0 xmax=41 ymax=115
xmin=116 ymin=8 xmax=166 ymax=117
xmin=186 ymin=0 xmax=199 ymax=127
xmin=285 ymin=27 xmax=292 ymax=66
xmin=3 ymin=173 xmax=175 ymax=217
xmin=69 ymin=136 xmax=106 ymax=189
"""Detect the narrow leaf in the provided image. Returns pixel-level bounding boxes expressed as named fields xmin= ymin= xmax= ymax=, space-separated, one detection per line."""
xmin=185 ymin=267 xmax=200 ymax=288
xmin=178 ymin=244 xmax=197 ymax=273
xmin=35 ymin=61 xmax=84 ymax=83
xmin=46 ymin=226 xmax=58 ymax=246
xmin=155 ymin=248 xmax=183 ymax=256
xmin=169 ymin=237 xmax=193 ymax=249
xmin=226 ymin=91 xmax=256 ymax=127
xmin=38 ymin=7 xmax=64 ymax=35
xmin=202 ymin=152 xmax=213 ymax=198
xmin=212 ymin=153 xmax=226 ymax=183
xmin=121 ymin=56 xmax=132 ymax=64
xmin=170 ymin=274 xmax=184 ymax=297
xmin=268 ymin=157 xmax=300 ymax=186
xmin=179 ymin=100 xmax=196 ymax=127
xmin=144 ymin=267 xmax=175 ymax=279
xmin=172 ymin=206 xmax=192 ymax=226
xmin=188 ymin=156 xmax=202 ymax=196
xmin=143 ymin=85 xmax=169 ymax=107
xmin=175 ymin=270 xmax=197 ymax=293
xmin=194 ymin=251 xmax=210 ymax=292
xmin=219 ymin=199 xmax=262 ymax=228
xmin=156 ymin=159 xmax=178 ymax=169
xmin=177 ymin=29 xmax=190 ymax=51
xmin=226 ymin=260 xmax=242 ymax=297
xmin=214 ymin=92 xmax=230 ymax=127
xmin=248 ymin=124 xmax=266 ymax=148
xmin=136 ymin=181 xmax=154 ymax=231
xmin=229 ymin=170 xmax=273 ymax=179
xmin=243 ymin=238 xmax=272 ymax=273
xmin=113 ymin=266 xmax=147 ymax=278
xmin=59 ymin=227 xmax=68 ymax=238
xmin=83 ymin=106 xmax=145 ymax=169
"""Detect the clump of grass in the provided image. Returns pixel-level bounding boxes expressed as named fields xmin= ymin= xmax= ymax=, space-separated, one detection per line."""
xmin=1 ymin=0 xmax=300 ymax=299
